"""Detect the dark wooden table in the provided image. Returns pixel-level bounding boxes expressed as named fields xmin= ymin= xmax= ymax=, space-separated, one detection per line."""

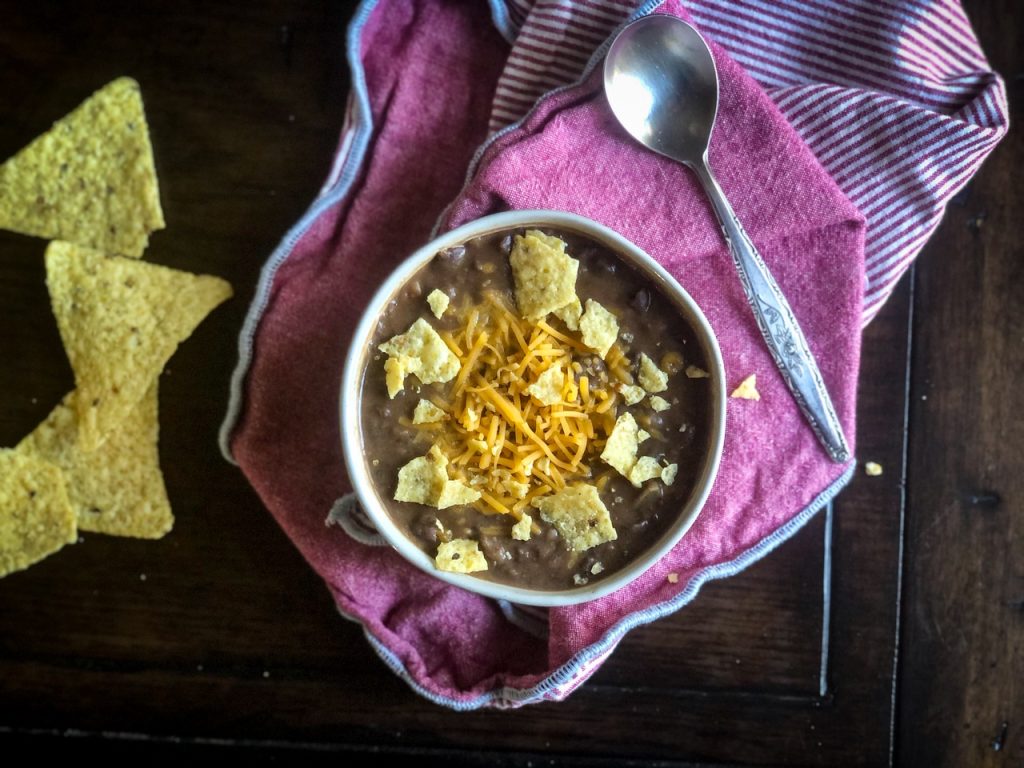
xmin=1 ymin=2 xmax=1019 ymax=765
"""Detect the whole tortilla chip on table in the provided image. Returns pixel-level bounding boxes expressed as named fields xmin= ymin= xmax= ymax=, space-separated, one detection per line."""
xmin=18 ymin=384 xmax=173 ymax=539
xmin=0 ymin=449 xmax=77 ymax=578
xmin=45 ymin=240 xmax=233 ymax=451
xmin=0 ymin=77 xmax=164 ymax=258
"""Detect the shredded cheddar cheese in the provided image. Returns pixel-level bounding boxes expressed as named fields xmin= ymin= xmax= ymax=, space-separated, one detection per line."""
xmin=414 ymin=289 xmax=634 ymax=519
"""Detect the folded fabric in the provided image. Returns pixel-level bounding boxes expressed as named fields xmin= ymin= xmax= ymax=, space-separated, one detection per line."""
xmin=220 ymin=0 xmax=1006 ymax=708
xmin=488 ymin=0 xmax=1009 ymax=323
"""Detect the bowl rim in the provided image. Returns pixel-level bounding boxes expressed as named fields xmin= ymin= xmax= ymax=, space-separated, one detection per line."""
xmin=340 ymin=210 xmax=726 ymax=607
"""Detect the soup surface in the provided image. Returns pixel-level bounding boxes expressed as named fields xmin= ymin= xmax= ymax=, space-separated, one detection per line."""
xmin=359 ymin=228 xmax=712 ymax=590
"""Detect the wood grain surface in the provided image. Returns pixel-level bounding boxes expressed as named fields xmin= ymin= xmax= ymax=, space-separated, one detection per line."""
xmin=0 ymin=1 xmax=1019 ymax=765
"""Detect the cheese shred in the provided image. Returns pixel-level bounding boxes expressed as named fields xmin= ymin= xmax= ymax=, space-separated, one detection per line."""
xmin=420 ymin=290 xmax=635 ymax=516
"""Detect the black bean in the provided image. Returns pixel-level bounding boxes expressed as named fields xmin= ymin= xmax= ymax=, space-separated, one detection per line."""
xmin=631 ymin=288 xmax=652 ymax=313
xmin=411 ymin=514 xmax=440 ymax=545
xmin=437 ymin=245 xmax=467 ymax=267
xmin=480 ymin=535 xmax=512 ymax=563
xmin=639 ymin=484 xmax=665 ymax=504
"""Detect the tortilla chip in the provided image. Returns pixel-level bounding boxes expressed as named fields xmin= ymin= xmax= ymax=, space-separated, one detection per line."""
xmin=412 ymin=399 xmax=445 ymax=424
xmin=533 ymin=484 xmax=617 ymax=552
xmin=18 ymin=385 xmax=172 ymax=539
xmin=526 ymin=364 xmax=564 ymax=406
xmin=511 ymin=514 xmax=533 ymax=541
xmin=0 ymin=78 xmax=164 ymax=258
xmin=552 ymin=296 xmax=583 ymax=331
xmin=685 ymin=365 xmax=709 ymax=379
xmin=505 ymin=480 xmax=529 ymax=499
xmin=435 ymin=539 xmax=488 ymax=573
xmin=45 ymin=241 xmax=232 ymax=451
xmin=620 ymin=383 xmax=645 ymax=405
xmin=509 ymin=230 xmax=579 ymax=321
xmin=436 ymin=480 xmax=482 ymax=509
xmin=426 ymin=289 xmax=450 ymax=319
xmin=0 ymin=449 xmax=77 ymax=577
xmin=460 ymin=404 xmax=481 ymax=431
xmin=649 ymin=395 xmax=671 ymax=412
xmin=394 ymin=452 xmax=448 ymax=506
xmin=579 ymin=299 xmax=619 ymax=358
xmin=638 ymin=353 xmax=669 ymax=393
xmin=628 ymin=456 xmax=663 ymax=487
xmin=384 ymin=356 xmax=408 ymax=399
xmin=378 ymin=318 xmax=460 ymax=398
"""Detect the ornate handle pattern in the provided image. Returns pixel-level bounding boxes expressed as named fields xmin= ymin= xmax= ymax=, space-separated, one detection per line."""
xmin=693 ymin=158 xmax=851 ymax=463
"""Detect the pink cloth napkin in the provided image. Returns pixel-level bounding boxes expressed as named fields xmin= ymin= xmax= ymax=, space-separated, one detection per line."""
xmin=219 ymin=0 xmax=1005 ymax=708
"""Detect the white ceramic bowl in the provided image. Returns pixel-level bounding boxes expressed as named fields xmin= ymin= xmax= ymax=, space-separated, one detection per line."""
xmin=340 ymin=210 xmax=726 ymax=606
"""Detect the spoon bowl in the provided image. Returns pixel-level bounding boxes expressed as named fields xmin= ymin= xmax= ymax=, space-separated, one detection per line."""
xmin=603 ymin=15 xmax=851 ymax=464
xmin=604 ymin=15 xmax=718 ymax=165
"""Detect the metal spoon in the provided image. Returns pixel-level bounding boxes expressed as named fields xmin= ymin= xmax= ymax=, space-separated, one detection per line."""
xmin=604 ymin=14 xmax=850 ymax=463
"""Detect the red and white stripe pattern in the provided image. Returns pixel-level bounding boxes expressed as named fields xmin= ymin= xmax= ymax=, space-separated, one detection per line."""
xmin=489 ymin=0 xmax=1008 ymax=324
xmin=489 ymin=0 xmax=642 ymax=135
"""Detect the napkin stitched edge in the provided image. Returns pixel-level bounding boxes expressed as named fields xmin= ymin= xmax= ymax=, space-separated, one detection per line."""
xmin=217 ymin=0 xmax=858 ymax=710
xmin=334 ymin=465 xmax=854 ymax=709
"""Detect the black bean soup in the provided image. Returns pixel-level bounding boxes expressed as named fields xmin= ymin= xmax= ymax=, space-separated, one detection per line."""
xmin=358 ymin=228 xmax=712 ymax=591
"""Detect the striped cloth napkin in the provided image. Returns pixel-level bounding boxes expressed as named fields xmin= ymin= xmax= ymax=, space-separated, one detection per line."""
xmin=486 ymin=0 xmax=1008 ymax=323
xmin=220 ymin=0 xmax=1007 ymax=708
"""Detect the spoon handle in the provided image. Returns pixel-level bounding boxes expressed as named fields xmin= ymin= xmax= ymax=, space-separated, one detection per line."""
xmin=692 ymin=158 xmax=851 ymax=463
